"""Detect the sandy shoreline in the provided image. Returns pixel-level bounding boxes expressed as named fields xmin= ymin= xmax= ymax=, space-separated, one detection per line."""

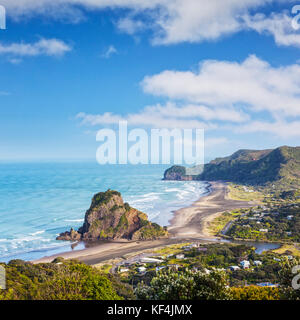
xmin=168 ymin=181 xmax=253 ymax=239
xmin=33 ymin=181 xmax=253 ymax=265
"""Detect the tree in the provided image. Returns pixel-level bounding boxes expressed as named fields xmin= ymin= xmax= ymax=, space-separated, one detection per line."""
xmin=0 ymin=259 xmax=131 ymax=300
xmin=135 ymin=269 xmax=232 ymax=300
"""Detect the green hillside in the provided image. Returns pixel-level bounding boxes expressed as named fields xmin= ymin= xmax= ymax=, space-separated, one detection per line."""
xmin=164 ymin=146 xmax=300 ymax=189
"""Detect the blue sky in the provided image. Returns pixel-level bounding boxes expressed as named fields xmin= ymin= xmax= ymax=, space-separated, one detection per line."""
xmin=1 ymin=0 xmax=300 ymax=162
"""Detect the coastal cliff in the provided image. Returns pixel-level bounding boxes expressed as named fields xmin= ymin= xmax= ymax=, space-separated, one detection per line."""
xmin=164 ymin=146 xmax=300 ymax=189
xmin=163 ymin=165 xmax=194 ymax=181
xmin=57 ymin=190 xmax=168 ymax=241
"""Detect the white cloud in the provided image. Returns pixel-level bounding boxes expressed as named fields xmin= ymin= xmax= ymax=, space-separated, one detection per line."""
xmin=77 ymin=112 xmax=123 ymax=125
xmin=1 ymin=0 xmax=296 ymax=45
xmin=101 ymin=45 xmax=118 ymax=58
xmin=77 ymin=55 xmax=300 ymax=138
xmin=0 ymin=38 xmax=71 ymax=57
xmin=145 ymin=0 xmax=273 ymax=45
xmin=76 ymin=100 xmax=248 ymax=130
xmin=142 ymin=55 xmax=300 ymax=117
xmin=116 ymin=17 xmax=146 ymax=35
xmin=138 ymin=102 xmax=248 ymax=123
xmin=76 ymin=102 xmax=222 ymax=129
xmin=243 ymin=12 xmax=300 ymax=47
xmin=236 ymin=120 xmax=300 ymax=138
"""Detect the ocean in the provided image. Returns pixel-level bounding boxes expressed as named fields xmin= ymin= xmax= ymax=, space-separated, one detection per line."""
xmin=0 ymin=162 xmax=208 ymax=262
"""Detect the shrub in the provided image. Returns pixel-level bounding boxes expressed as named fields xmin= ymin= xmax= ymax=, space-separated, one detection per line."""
xmin=0 ymin=259 xmax=131 ymax=300
xmin=135 ymin=269 xmax=231 ymax=300
xmin=231 ymin=286 xmax=280 ymax=300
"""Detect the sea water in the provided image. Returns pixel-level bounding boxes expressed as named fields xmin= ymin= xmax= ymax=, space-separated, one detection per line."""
xmin=0 ymin=162 xmax=208 ymax=262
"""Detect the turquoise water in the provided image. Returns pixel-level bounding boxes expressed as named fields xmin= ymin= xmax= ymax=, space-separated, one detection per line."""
xmin=0 ymin=162 xmax=208 ymax=262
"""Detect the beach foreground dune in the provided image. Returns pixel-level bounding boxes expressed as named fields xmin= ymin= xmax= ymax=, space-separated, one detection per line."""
xmin=33 ymin=182 xmax=253 ymax=265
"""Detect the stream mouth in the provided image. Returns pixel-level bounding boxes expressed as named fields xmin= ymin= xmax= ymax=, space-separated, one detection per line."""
xmin=199 ymin=237 xmax=281 ymax=254
xmin=231 ymin=240 xmax=281 ymax=254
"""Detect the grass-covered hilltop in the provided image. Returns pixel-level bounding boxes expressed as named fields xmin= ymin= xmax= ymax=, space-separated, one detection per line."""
xmin=164 ymin=146 xmax=300 ymax=190
xmin=57 ymin=189 xmax=168 ymax=241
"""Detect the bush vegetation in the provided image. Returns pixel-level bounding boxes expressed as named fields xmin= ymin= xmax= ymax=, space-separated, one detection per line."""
xmin=0 ymin=259 xmax=133 ymax=300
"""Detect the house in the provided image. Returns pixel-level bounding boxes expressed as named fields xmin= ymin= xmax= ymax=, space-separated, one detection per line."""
xmin=156 ymin=266 xmax=166 ymax=272
xmin=259 ymin=229 xmax=268 ymax=233
xmin=254 ymin=260 xmax=262 ymax=266
xmin=197 ymin=247 xmax=208 ymax=252
xmin=119 ymin=268 xmax=129 ymax=273
xmin=183 ymin=243 xmax=198 ymax=250
xmin=167 ymin=264 xmax=179 ymax=271
xmin=176 ymin=254 xmax=185 ymax=260
xmin=229 ymin=266 xmax=240 ymax=271
xmin=204 ymin=268 xmax=211 ymax=274
xmin=240 ymin=260 xmax=250 ymax=269
xmin=138 ymin=267 xmax=147 ymax=273
xmin=140 ymin=257 xmax=163 ymax=264
xmin=287 ymin=215 xmax=294 ymax=221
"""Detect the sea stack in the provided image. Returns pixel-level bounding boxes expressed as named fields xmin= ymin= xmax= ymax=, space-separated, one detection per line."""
xmin=57 ymin=189 xmax=168 ymax=241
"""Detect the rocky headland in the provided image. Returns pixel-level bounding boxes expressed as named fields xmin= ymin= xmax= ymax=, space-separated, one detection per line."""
xmin=57 ymin=189 xmax=168 ymax=242
xmin=164 ymin=146 xmax=300 ymax=190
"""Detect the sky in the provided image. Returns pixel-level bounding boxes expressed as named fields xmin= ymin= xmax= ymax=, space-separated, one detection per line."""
xmin=1 ymin=0 xmax=300 ymax=162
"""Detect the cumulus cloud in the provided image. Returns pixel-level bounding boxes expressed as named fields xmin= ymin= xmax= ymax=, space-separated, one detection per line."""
xmin=243 ymin=12 xmax=300 ymax=47
xmin=76 ymin=100 xmax=249 ymax=130
xmin=101 ymin=45 xmax=118 ymax=58
xmin=0 ymin=38 xmax=71 ymax=57
xmin=77 ymin=112 xmax=123 ymax=125
xmin=116 ymin=17 xmax=146 ymax=35
xmin=142 ymin=55 xmax=300 ymax=117
xmin=77 ymin=55 xmax=300 ymax=137
xmin=138 ymin=103 xmax=248 ymax=123
xmin=144 ymin=0 xmax=274 ymax=45
xmin=236 ymin=120 xmax=300 ymax=138
xmin=76 ymin=106 xmax=216 ymax=130
xmin=0 ymin=0 xmax=296 ymax=45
